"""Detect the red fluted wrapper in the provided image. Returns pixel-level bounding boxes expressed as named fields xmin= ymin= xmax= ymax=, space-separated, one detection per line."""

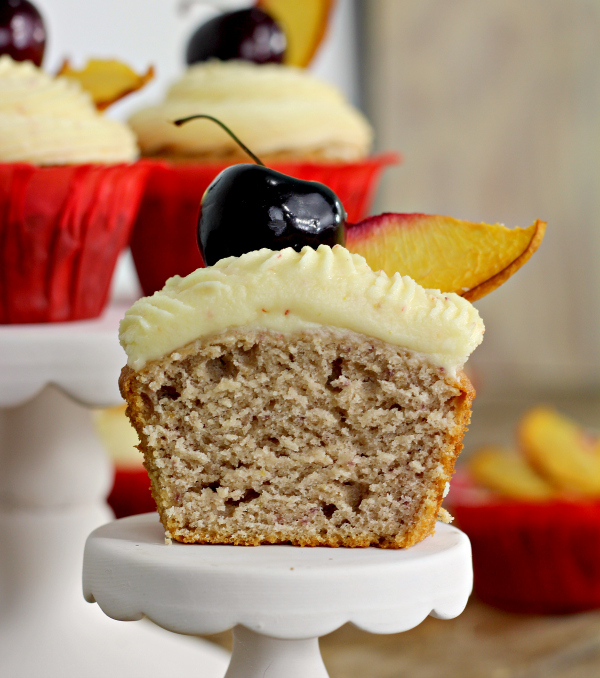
xmin=108 ymin=467 xmax=156 ymax=520
xmin=0 ymin=161 xmax=153 ymax=323
xmin=449 ymin=476 xmax=600 ymax=614
xmin=130 ymin=153 xmax=399 ymax=296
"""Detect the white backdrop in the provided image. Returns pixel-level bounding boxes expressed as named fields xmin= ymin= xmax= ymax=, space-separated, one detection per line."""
xmin=34 ymin=0 xmax=361 ymax=119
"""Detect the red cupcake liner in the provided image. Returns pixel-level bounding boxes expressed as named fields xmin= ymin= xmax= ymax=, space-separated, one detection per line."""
xmin=0 ymin=161 xmax=153 ymax=323
xmin=130 ymin=153 xmax=399 ymax=297
xmin=449 ymin=477 xmax=600 ymax=614
xmin=107 ymin=466 xmax=156 ymax=520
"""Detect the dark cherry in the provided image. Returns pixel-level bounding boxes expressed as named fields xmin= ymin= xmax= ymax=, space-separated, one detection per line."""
xmin=174 ymin=114 xmax=346 ymax=265
xmin=199 ymin=164 xmax=346 ymax=265
xmin=0 ymin=0 xmax=45 ymax=66
xmin=186 ymin=8 xmax=286 ymax=65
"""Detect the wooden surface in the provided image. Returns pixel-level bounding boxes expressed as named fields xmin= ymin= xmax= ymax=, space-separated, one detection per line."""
xmin=205 ymin=598 xmax=600 ymax=677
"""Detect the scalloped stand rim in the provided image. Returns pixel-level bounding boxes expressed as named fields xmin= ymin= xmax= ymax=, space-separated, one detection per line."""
xmin=83 ymin=513 xmax=473 ymax=678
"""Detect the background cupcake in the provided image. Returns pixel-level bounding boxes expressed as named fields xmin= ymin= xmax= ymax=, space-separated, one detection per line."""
xmin=447 ymin=407 xmax=600 ymax=614
xmin=127 ymin=59 xmax=397 ymax=296
xmin=130 ymin=59 xmax=371 ymax=162
xmin=0 ymin=55 xmax=150 ymax=323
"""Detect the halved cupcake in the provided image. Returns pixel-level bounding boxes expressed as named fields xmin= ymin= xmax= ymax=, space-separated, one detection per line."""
xmin=119 ymin=245 xmax=483 ymax=547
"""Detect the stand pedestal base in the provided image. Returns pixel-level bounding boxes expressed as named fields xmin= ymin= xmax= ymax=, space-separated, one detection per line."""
xmin=84 ymin=513 xmax=473 ymax=678
xmin=226 ymin=627 xmax=328 ymax=678
xmin=0 ymin=608 xmax=229 ymax=678
xmin=0 ymin=501 xmax=229 ymax=678
xmin=0 ymin=384 xmax=229 ymax=678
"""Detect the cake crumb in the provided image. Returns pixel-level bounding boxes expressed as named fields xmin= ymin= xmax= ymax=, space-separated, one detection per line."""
xmin=121 ymin=327 xmax=473 ymax=549
xmin=437 ymin=507 xmax=453 ymax=524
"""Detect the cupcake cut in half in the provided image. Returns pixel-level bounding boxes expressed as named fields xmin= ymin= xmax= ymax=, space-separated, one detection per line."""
xmin=119 ymin=245 xmax=484 ymax=547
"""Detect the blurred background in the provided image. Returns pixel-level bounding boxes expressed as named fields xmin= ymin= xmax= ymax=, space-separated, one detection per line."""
xmin=6 ymin=0 xmax=600 ymax=676
xmin=36 ymin=0 xmax=600 ymax=403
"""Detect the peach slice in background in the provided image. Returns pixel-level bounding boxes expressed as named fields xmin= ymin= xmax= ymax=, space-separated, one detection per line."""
xmin=57 ymin=59 xmax=154 ymax=110
xmin=345 ymin=214 xmax=546 ymax=301
xmin=256 ymin=0 xmax=334 ymax=67
xmin=519 ymin=407 xmax=600 ymax=496
xmin=93 ymin=404 xmax=141 ymax=467
xmin=454 ymin=408 xmax=600 ymax=615
xmin=468 ymin=446 xmax=557 ymax=501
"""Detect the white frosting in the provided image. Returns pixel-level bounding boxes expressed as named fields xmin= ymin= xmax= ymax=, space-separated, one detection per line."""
xmin=120 ymin=245 xmax=484 ymax=375
xmin=0 ymin=56 xmax=138 ymax=164
xmin=128 ymin=60 xmax=372 ymax=160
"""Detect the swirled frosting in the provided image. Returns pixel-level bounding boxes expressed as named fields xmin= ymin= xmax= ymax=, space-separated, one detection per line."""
xmin=0 ymin=56 xmax=138 ymax=164
xmin=128 ymin=60 xmax=372 ymax=161
xmin=120 ymin=245 xmax=484 ymax=375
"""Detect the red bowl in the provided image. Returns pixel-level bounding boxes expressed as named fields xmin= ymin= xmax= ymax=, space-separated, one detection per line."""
xmin=0 ymin=161 xmax=152 ymax=323
xmin=130 ymin=153 xmax=399 ymax=297
xmin=449 ymin=477 xmax=600 ymax=614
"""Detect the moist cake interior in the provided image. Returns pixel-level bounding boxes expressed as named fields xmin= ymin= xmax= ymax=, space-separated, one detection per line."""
xmin=120 ymin=327 xmax=474 ymax=548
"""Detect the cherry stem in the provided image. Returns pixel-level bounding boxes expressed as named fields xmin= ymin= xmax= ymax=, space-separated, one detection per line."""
xmin=173 ymin=114 xmax=265 ymax=166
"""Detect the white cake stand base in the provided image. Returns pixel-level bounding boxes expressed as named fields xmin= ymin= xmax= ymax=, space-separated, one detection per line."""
xmin=0 ymin=310 xmax=229 ymax=678
xmin=83 ymin=514 xmax=473 ymax=678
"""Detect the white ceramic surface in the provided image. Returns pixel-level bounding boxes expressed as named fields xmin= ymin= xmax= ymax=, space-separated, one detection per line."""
xmin=0 ymin=304 xmax=127 ymax=409
xmin=84 ymin=513 xmax=473 ymax=678
xmin=0 ymin=503 xmax=230 ymax=678
xmin=0 ymin=309 xmax=229 ymax=678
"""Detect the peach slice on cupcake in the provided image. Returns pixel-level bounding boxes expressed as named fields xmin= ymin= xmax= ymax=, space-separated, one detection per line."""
xmin=58 ymin=59 xmax=154 ymax=110
xmin=256 ymin=0 xmax=334 ymax=67
xmin=346 ymin=214 xmax=546 ymax=300
xmin=467 ymin=446 xmax=557 ymax=501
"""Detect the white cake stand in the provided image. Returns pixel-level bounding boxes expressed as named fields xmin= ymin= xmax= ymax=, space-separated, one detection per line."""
xmin=83 ymin=513 xmax=473 ymax=678
xmin=0 ymin=307 xmax=229 ymax=678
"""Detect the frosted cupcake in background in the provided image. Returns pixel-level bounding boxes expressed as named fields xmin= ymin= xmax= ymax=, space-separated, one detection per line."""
xmin=447 ymin=407 xmax=600 ymax=614
xmin=0 ymin=55 xmax=150 ymax=323
xmin=129 ymin=60 xmax=372 ymax=162
xmin=127 ymin=60 xmax=397 ymax=296
xmin=0 ymin=55 xmax=137 ymax=164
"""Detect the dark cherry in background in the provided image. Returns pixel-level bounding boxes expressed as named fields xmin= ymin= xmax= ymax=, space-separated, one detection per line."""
xmin=0 ymin=0 xmax=46 ymax=66
xmin=186 ymin=7 xmax=286 ymax=65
